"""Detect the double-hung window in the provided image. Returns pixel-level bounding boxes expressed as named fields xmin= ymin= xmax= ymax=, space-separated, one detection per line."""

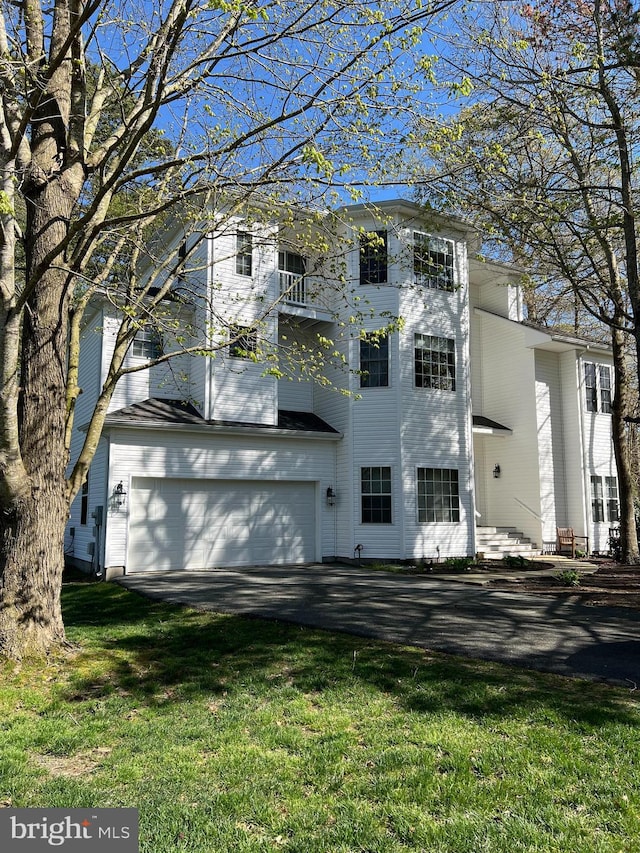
xmin=361 ymin=466 xmax=392 ymax=524
xmin=591 ymin=476 xmax=605 ymax=522
xmin=414 ymin=334 xmax=456 ymax=391
xmin=413 ymin=232 xmax=454 ymax=290
xmin=605 ymin=476 xmax=620 ymax=522
xmin=584 ymin=363 xmax=612 ymax=413
xmin=132 ymin=328 xmax=162 ymax=360
xmin=236 ymin=231 xmax=253 ymax=277
xmin=599 ymin=366 xmax=612 ymax=413
xmin=359 ymin=334 xmax=389 ymax=388
xmin=359 ymin=230 xmax=387 ymax=285
xmin=417 ymin=468 xmax=460 ymax=523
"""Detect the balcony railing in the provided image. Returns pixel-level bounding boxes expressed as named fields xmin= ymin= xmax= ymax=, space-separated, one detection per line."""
xmin=279 ymin=270 xmax=306 ymax=306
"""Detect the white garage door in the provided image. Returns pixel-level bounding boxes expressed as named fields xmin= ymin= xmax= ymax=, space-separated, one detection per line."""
xmin=127 ymin=477 xmax=317 ymax=572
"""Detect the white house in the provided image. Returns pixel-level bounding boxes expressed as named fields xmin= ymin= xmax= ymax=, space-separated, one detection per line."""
xmin=65 ymin=200 xmax=619 ymax=576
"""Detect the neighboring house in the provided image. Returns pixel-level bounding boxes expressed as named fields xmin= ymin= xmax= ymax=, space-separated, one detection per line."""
xmin=65 ymin=200 xmax=618 ymax=576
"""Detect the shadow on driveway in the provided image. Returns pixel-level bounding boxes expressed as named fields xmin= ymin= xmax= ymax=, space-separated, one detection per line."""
xmin=117 ymin=564 xmax=640 ymax=687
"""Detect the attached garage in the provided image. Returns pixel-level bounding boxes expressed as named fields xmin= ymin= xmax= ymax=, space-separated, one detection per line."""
xmin=127 ymin=477 xmax=318 ymax=572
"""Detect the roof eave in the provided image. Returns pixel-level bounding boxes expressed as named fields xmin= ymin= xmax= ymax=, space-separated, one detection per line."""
xmin=101 ymin=418 xmax=343 ymax=440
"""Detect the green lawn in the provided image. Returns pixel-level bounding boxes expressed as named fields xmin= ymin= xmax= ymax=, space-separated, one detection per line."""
xmin=1 ymin=578 xmax=639 ymax=852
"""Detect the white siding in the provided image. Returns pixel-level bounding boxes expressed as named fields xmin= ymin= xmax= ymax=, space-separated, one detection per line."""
xmin=208 ymin=221 xmax=278 ymax=424
xmin=66 ymin=438 xmax=109 ymax=571
xmin=578 ymin=353 xmax=617 ymax=552
xmin=535 ymin=350 xmax=568 ymax=541
xmin=106 ymin=310 xmax=193 ymax=413
xmin=103 ymin=427 xmax=338 ymax=571
xmin=472 ymin=310 xmax=543 ymax=546
xmin=399 ymin=238 xmax=474 ymax=559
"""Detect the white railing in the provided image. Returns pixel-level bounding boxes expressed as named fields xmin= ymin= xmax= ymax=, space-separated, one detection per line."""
xmin=513 ymin=496 xmax=543 ymax=522
xmin=279 ymin=270 xmax=306 ymax=306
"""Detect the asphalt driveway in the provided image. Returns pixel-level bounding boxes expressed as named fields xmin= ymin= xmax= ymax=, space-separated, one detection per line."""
xmin=117 ymin=564 xmax=640 ymax=687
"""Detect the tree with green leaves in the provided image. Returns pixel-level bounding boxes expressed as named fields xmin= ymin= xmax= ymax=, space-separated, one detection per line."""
xmin=0 ymin=0 xmax=458 ymax=659
xmin=411 ymin=0 xmax=640 ymax=561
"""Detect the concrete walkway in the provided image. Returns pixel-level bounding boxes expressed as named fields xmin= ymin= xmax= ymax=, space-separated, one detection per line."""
xmin=117 ymin=562 xmax=640 ymax=688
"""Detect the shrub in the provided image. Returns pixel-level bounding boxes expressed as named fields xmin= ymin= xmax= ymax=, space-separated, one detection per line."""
xmin=556 ymin=569 xmax=582 ymax=587
xmin=443 ymin=556 xmax=475 ymax=571
xmin=502 ymin=555 xmax=531 ymax=568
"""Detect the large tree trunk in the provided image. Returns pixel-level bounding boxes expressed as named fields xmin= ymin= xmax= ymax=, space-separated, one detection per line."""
xmin=0 ymin=491 xmax=68 ymax=658
xmin=0 ymin=149 xmax=80 ymax=656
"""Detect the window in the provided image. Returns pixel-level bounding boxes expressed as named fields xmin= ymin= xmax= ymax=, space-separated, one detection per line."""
xmin=606 ymin=476 xmax=619 ymax=522
xmin=600 ymin=366 xmax=612 ymax=413
xmin=236 ymin=231 xmax=253 ymax=276
xmin=591 ymin=475 xmax=605 ymax=522
xmin=417 ymin=468 xmax=460 ymax=523
xmin=359 ymin=230 xmax=387 ymax=285
xmin=414 ymin=334 xmax=456 ymax=391
xmin=361 ymin=466 xmax=392 ymax=524
xmin=278 ymin=250 xmax=305 ymax=277
xmin=80 ymin=478 xmax=89 ymax=526
xmin=229 ymin=325 xmax=257 ymax=359
xmin=132 ymin=328 xmax=162 ymax=359
xmin=413 ymin=232 xmax=454 ymax=290
xmin=359 ymin=334 xmax=389 ymax=388
xmin=584 ymin=363 xmax=597 ymax=412
xmin=176 ymin=239 xmax=187 ymax=279
xmin=584 ymin=363 xmax=612 ymax=413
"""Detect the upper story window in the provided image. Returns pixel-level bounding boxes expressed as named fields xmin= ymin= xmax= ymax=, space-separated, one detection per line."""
xmin=279 ymin=250 xmax=306 ymax=304
xmin=359 ymin=230 xmax=387 ymax=285
xmin=236 ymin=231 xmax=253 ymax=277
xmin=413 ymin=232 xmax=454 ymax=291
xmin=417 ymin=468 xmax=460 ymax=523
xmin=229 ymin=325 xmax=258 ymax=359
xmin=361 ymin=466 xmax=392 ymax=524
xmin=177 ymin=238 xmax=187 ymax=274
xmin=359 ymin=334 xmax=389 ymax=388
xmin=584 ymin=363 xmax=612 ymax=413
xmin=132 ymin=328 xmax=162 ymax=360
xmin=414 ymin=333 xmax=456 ymax=391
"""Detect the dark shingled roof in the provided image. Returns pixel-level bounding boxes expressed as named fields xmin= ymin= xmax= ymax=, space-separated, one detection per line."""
xmin=472 ymin=414 xmax=511 ymax=432
xmin=104 ymin=398 xmax=340 ymax=434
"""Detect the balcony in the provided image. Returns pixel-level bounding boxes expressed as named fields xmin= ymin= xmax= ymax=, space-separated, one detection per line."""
xmin=277 ymin=269 xmax=332 ymax=324
xmin=279 ymin=270 xmax=306 ymax=306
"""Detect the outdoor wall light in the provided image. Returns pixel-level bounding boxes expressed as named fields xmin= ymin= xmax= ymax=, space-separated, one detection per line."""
xmin=112 ymin=481 xmax=128 ymax=508
xmin=326 ymin=487 xmax=336 ymax=507
xmin=493 ymin=464 xmax=501 ymax=479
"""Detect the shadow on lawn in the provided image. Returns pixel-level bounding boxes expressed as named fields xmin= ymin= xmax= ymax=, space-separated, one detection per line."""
xmin=61 ymin=581 xmax=637 ymax=728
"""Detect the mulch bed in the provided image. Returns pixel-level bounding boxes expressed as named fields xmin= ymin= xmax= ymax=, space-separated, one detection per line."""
xmin=486 ymin=561 xmax=640 ymax=610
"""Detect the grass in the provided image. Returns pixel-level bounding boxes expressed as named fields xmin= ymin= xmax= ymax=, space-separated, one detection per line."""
xmin=1 ymin=579 xmax=640 ymax=852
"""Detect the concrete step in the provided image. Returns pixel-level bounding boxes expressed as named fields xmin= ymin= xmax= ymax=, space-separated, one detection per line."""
xmin=476 ymin=526 xmax=519 ymax=534
xmin=476 ymin=526 xmax=539 ymax=560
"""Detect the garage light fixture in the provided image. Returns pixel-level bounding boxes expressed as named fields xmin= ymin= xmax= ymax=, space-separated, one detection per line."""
xmin=326 ymin=487 xmax=336 ymax=507
xmin=112 ymin=481 xmax=128 ymax=508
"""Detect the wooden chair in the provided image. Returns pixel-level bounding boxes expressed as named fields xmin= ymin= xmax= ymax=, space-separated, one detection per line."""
xmin=556 ymin=528 xmax=589 ymax=558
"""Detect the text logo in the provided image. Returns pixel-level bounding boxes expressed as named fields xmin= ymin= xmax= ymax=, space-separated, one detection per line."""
xmin=0 ymin=809 xmax=138 ymax=851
